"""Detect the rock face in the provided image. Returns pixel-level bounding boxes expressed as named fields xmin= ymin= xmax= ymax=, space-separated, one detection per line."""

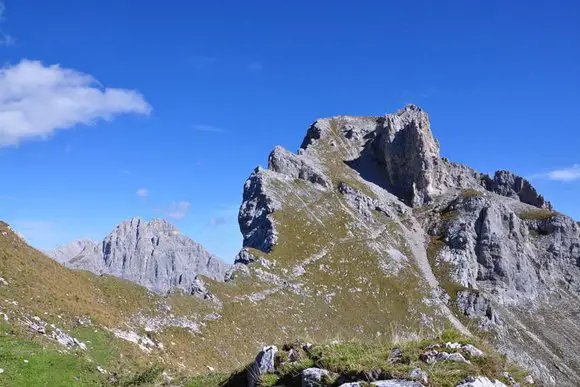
xmin=238 ymin=168 xmax=282 ymax=252
xmin=482 ymin=170 xmax=551 ymax=210
xmin=46 ymin=218 xmax=228 ymax=294
xmin=269 ymin=146 xmax=331 ymax=189
xmin=236 ymin=105 xmax=580 ymax=386
xmin=372 ymin=105 xmax=441 ymax=206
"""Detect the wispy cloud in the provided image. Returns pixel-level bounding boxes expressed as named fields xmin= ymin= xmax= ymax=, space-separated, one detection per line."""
xmin=208 ymin=216 xmax=226 ymax=227
xmin=530 ymin=164 xmax=580 ymax=182
xmin=190 ymin=55 xmax=216 ymax=69
xmin=0 ymin=33 xmax=14 ymax=46
xmin=136 ymin=188 xmax=149 ymax=198
xmin=248 ymin=62 xmax=264 ymax=73
xmin=0 ymin=2 xmax=15 ymax=46
xmin=121 ymin=169 xmax=131 ymax=175
xmin=0 ymin=60 xmax=152 ymax=147
xmin=163 ymin=201 xmax=191 ymax=220
xmin=193 ymin=124 xmax=229 ymax=133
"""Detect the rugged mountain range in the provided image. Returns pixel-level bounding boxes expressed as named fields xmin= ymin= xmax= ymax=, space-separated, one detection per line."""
xmin=1 ymin=104 xmax=579 ymax=386
xmin=46 ymin=217 xmax=229 ymax=294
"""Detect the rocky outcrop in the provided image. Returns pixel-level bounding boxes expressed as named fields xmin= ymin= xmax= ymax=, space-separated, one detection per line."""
xmin=301 ymin=368 xmax=330 ymax=387
xmin=47 ymin=217 xmax=228 ymax=294
xmin=372 ymin=105 xmax=441 ymax=206
xmin=456 ymin=377 xmax=508 ymax=387
xmin=247 ymin=345 xmax=278 ymax=387
xmin=429 ymin=194 xmax=580 ymax=303
xmin=268 ymin=146 xmax=331 ymax=189
xmin=482 ymin=170 xmax=552 ymax=210
xmin=238 ymin=168 xmax=281 ymax=252
xmin=456 ymin=291 xmax=499 ymax=329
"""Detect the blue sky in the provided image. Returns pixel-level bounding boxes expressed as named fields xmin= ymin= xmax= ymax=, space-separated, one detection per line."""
xmin=0 ymin=0 xmax=578 ymax=262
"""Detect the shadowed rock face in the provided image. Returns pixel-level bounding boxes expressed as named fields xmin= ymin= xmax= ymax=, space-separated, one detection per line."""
xmin=46 ymin=217 xmax=229 ymax=294
xmin=237 ymin=105 xmax=580 ymax=385
xmin=372 ymin=105 xmax=441 ymax=206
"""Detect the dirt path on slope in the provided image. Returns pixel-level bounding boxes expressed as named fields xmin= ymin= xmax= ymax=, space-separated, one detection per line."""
xmin=399 ymin=217 xmax=472 ymax=336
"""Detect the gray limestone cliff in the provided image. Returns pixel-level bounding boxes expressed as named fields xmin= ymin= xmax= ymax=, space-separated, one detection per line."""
xmin=46 ymin=217 xmax=229 ymax=294
xmin=236 ymin=105 xmax=580 ymax=385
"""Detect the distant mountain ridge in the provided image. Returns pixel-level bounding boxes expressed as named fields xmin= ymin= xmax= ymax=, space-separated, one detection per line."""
xmin=46 ymin=217 xmax=229 ymax=294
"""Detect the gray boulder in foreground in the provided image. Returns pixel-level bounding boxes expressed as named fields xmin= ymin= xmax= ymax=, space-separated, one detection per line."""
xmin=456 ymin=376 xmax=508 ymax=387
xmin=339 ymin=381 xmax=423 ymax=387
xmin=247 ymin=345 xmax=277 ymax=387
xmin=301 ymin=367 xmax=330 ymax=387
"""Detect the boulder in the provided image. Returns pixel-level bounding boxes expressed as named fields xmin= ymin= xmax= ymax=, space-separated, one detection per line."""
xmin=301 ymin=367 xmax=329 ymax=387
xmin=339 ymin=382 xmax=422 ymax=387
xmin=456 ymin=376 xmax=508 ymax=387
xmin=224 ymin=263 xmax=251 ymax=282
xmin=247 ymin=345 xmax=278 ymax=387
xmin=482 ymin=170 xmax=551 ymax=210
xmin=408 ymin=367 xmax=428 ymax=384
xmin=462 ymin=344 xmax=485 ymax=358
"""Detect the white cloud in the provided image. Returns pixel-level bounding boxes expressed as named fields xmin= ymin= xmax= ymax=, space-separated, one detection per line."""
xmin=193 ymin=124 xmax=229 ymax=133
xmin=0 ymin=1 xmax=15 ymax=46
xmin=164 ymin=201 xmax=191 ymax=220
xmin=545 ymin=165 xmax=580 ymax=182
xmin=136 ymin=188 xmax=149 ymax=198
xmin=0 ymin=59 xmax=152 ymax=146
xmin=248 ymin=62 xmax=264 ymax=72
xmin=530 ymin=164 xmax=580 ymax=182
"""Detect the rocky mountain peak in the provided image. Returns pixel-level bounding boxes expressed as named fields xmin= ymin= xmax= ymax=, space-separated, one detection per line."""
xmin=47 ymin=217 xmax=229 ymax=294
xmin=236 ymin=105 xmax=580 ymax=385
xmin=373 ymin=104 xmax=441 ymax=206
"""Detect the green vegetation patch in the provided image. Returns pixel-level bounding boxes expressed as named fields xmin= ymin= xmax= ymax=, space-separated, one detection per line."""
xmin=187 ymin=330 xmax=528 ymax=387
xmin=0 ymin=324 xmax=105 ymax=387
xmin=518 ymin=209 xmax=557 ymax=221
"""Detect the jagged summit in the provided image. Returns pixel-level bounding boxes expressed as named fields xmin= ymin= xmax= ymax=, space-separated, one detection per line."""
xmin=46 ymin=217 xmax=229 ymax=294
xmin=241 ymin=105 xmax=552 ymax=254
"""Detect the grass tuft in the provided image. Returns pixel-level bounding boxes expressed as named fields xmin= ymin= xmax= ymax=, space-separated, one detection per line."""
xmin=518 ymin=209 xmax=557 ymax=221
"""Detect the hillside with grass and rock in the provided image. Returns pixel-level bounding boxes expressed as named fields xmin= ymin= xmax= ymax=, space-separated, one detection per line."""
xmin=1 ymin=105 xmax=579 ymax=386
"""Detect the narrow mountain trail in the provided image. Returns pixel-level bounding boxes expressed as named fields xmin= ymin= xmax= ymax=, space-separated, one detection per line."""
xmin=399 ymin=217 xmax=472 ymax=337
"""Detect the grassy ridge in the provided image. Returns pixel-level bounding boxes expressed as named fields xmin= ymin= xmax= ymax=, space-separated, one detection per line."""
xmin=186 ymin=330 xmax=529 ymax=387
